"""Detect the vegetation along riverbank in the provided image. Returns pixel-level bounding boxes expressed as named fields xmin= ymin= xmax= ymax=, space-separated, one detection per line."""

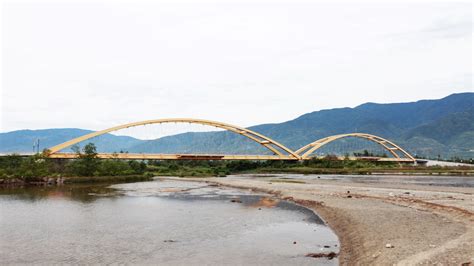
xmin=0 ymin=143 xmax=472 ymax=186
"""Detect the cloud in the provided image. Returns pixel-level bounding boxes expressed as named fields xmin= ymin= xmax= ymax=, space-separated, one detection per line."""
xmin=1 ymin=2 xmax=472 ymax=138
xmin=421 ymin=20 xmax=472 ymax=39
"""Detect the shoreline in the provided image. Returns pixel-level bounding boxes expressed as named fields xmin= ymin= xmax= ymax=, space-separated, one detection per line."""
xmin=1 ymin=167 xmax=472 ymax=188
xmin=169 ymin=175 xmax=473 ymax=265
xmin=251 ymin=169 xmax=474 ymax=176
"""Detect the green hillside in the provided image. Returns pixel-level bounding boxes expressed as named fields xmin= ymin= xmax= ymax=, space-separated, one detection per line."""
xmin=129 ymin=93 xmax=474 ymax=159
xmin=1 ymin=93 xmax=473 ymax=159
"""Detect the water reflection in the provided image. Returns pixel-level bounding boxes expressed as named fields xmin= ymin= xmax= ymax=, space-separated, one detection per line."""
xmin=0 ymin=179 xmax=339 ymax=265
xmin=0 ymin=183 xmax=117 ymax=202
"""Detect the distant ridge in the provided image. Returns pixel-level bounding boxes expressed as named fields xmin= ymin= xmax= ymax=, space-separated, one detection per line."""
xmin=0 ymin=128 xmax=141 ymax=153
xmin=1 ymin=93 xmax=473 ymax=159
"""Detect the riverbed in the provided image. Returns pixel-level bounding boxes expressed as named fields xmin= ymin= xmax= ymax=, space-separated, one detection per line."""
xmin=179 ymin=174 xmax=473 ymax=264
xmin=0 ymin=179 xmax=339 ymax=265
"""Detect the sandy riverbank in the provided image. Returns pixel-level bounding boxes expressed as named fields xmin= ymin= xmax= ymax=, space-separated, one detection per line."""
xmin=170 ymin=175 xmax=473 ymax=265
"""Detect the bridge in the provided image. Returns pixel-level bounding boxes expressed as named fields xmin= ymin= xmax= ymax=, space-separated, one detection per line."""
xmin=43 ymin=118 xmax=416 ymax=163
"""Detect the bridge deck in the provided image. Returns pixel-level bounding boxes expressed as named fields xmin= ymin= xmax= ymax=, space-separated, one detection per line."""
xmin=47 ymin=153 xmax=298 ymax=160
xmin=44 ymin=153 xmax=415 ymax=162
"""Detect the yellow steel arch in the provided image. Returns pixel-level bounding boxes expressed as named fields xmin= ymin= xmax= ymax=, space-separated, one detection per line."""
xmin=47 ymin=118 xmax=301 ymax=159
xmin=295 ymin=133 xmax=415 ymax=162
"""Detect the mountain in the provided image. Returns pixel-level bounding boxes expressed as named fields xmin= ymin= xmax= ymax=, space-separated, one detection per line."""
xmin=1 ymin=93 xmax=473 ymax=159
xmin=130 ymin=93 xmax=474 ymax=158
xmin=0 ymin=128 xmax=142 ymax=153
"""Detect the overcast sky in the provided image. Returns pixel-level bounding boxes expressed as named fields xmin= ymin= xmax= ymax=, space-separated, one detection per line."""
xmin=1 ymin=1 xmax=472 ymax=137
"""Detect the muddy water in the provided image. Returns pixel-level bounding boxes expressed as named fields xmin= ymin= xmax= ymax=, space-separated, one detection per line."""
xmin=0 ymin=179 xmax=339 ymax=265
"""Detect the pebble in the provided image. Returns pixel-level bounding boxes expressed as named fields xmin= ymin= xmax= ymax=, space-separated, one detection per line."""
xmin=385 ymin=243 xmax=394 ymax=248
xmin=388 ymin=192 xmax=395 ymax=197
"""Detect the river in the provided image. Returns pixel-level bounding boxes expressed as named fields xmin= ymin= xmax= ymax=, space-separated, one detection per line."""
xmin=0 ymin=178 xmax=339 ymax=265
xmin=238 ymin=174 xmax=474 ymax=187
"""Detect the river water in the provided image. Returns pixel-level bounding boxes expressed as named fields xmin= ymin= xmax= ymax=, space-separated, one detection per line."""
xmin=0 ymin=179 xmax=339 ymax=265
xmin=239 ymin=174 xmax=474 ymax=187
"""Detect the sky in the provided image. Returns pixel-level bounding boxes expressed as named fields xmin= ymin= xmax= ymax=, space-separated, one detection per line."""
xmin=1 ymin=1 xmax=472 ymax=138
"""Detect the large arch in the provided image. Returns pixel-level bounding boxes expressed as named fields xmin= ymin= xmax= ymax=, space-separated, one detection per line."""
xmin=295 ymin=133 xmax=415 ymax=162
xmin=47 ymin=118 xmax=301 ymax=160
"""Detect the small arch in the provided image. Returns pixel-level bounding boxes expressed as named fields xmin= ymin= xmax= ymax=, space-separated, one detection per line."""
xmin=295 ymin=133 xmax=415 ymax=162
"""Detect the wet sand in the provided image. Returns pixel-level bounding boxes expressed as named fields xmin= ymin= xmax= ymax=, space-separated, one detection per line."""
xmin=170 ymin=175 xmax=474 ymax=265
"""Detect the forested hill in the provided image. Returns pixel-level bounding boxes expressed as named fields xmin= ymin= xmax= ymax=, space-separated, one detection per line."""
xmin=1 ymin=93 xmax=473 ymax=159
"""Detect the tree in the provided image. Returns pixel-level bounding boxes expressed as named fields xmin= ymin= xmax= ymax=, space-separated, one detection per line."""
xmin=82 ymin=143 xmax=98 ymax=158
xmin=68 ymin=143 xmax=99 ymax=176
xmin=129 ymin=160 xmax=147 ymax=174
xmin=0 ymin=154 xmax=50 ymax=179
xmin=98 ymin=159 xmax=130 ymax=176
xmin=0 ymin=154 xmax=23 ymax=176
xmin=19 ymin=154 xmax=50 ymax=181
